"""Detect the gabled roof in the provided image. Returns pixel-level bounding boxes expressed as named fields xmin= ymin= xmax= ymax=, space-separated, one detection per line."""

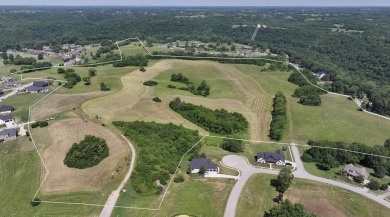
xmin=257 ymin=150 xmax=285 ymax=163
xmin=0 ymin=105 xmax=15 ymax=113
xmin=0 ymin=128 xmax=17 ymax=137
xmin=26 ymin=86 xmax=45 ymax=92
xmin=190 ymin=158 xmax=218 ymax=170
xmin=0 ymin=114 xmax=14 ymax=121
xmin=33 ymin=80 xmax=49 ymax=87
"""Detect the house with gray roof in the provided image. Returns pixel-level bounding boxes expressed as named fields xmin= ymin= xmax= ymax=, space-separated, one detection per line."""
xmin=33 ymin=80 xmax=49 ymax=87
xmin=25 ymin=86 xmax=48 ymax=94
xmin=343 ymin=164 xmax=369 ymax=179
xmin=1 ymin=76 xmax=14 ymax=82
xmin=190 ymin=158 xmax=219 ymax=174
xmin=0 ymin=105 xmax=15 ymax=114
xmin=257 ymin=150 xmax=286 ymax=165
xmin=0 ymin=128 xmax=18 ymax=142
xmin=0 ymin=114 xmax=14 ymax=125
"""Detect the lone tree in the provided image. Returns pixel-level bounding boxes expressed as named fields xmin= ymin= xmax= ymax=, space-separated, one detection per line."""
xmin=88 ymin=68 xmax=97 ymax=76
xmin=275 ymin=168 xmax=294 ymax=194
xmin=199 ymin=166 xmax=206 ymax=175
xmin=264 ymin=200 xmax=316 ymax=217
xmin=31 ymin=198 xmax=41 ymax=207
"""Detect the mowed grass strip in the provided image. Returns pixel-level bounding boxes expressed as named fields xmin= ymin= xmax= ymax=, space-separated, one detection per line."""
xmin=236 ymin=174 xmax=390 ymax=217
xmin=236 ymin=64 xmax=390 ymax=145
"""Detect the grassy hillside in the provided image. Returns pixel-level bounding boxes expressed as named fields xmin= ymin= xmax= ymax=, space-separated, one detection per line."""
xmin=236 ymin=64 xmax=390 ymax=145
xmin=236 ymin=174 xmax=390 ymax=217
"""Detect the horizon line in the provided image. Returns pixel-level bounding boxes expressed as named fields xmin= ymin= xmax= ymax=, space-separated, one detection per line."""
xmin=1 ymin=5 xmax=390 ymax=7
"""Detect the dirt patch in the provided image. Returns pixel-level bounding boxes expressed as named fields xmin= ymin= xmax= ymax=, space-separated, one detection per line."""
xmin=35 ymin=113 xmax=130 ymax=193
xmin=31 ymin=92 xmax=106 ymax=120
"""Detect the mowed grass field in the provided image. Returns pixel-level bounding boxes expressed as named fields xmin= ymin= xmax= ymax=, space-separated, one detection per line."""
xmin=236 ymin=174 xmax=390 ymax=217
xmin=236 ymin=64 xmax=390 ymax=146
xmin=0 ymin=93 xmax=46 ymax=122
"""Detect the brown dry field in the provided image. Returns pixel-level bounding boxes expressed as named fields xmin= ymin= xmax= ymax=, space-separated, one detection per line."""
xmin=82 ymin=60 xmax=272 ymax=140
xmin=33 ymin=112 xmax=130 ymax=193
xmin=30 ymin=91 xmax=106 ymax=120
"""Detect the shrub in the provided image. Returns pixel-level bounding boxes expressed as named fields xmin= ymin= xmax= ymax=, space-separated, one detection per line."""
xmin=31 ymin=122 xmax=39 ymax=128
xmin=167 ymin=84 xmax=176 ymax=89
xmin=221 ymin=139 xmax=243 ymax=153
xmin=152 ymin=97 xmax=161 ymax=103
xmin=143 ymin=80 xmax=158 ymax=86
xmin=31 ymin=198 xmax=41 ymax=207
xmin=64 ymin=135 xmax=109 ymax=169
xmin=367 ymin=179 xmax=381 ymax=190
xmin=140 ymin=66 xmax=146 ymax=72
xmin=174 ymin=175 xmax=185 ymax=183
xmin=57 ymin=68 xmax=65 ymax=74
xmin=354 ymin=175 xmax=364 ymax=184
xmin=38 ymin=120 xmax=48 ymax=128
xmin=100 ymin=82 xmax=111 ymax=91
xmin=380 ymin=183 xmax=388 ymax=191
xmin=299 ymin=95 xmax=322 ymax=106
xmin=88 ymin=68 xmax=97 ymax=76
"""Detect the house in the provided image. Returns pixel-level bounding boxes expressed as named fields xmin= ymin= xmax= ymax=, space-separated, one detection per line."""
xmin=192 ymin=41 xmax=204 ymax=48
xmin=0 ymin=105 xmax=15 ymax=114
xmin=64 ymin=59 xmax=77 ymax=66
xmin=343 ymin=164 xmax=369 ymax=179
xmin=4 ymin=82 xmax=21 ymax=88
xmin=25 ymin=86 xmax=48 ymax=93
xmin=33 ymin=80 xmax=49 ymax=87
xmin=1 ymin=76 xmax=14 ymax=82
xmin=0 ymin=114 xmax=14 ymax=125
xmin=190 ymin=158 xmax=220 ymax=174
xmin=256 ymin=150 xmax=286 ymax=165
xmin=0 ymin=128 xmax=18 ymax=142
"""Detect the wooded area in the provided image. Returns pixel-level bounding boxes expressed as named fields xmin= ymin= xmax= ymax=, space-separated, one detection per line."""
xmin=269 ymin=92 xmax=287 ymax=141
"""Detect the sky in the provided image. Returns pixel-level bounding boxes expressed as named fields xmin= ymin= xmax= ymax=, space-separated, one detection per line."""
xmin=0 ymin=0 xmax=389 ymax=7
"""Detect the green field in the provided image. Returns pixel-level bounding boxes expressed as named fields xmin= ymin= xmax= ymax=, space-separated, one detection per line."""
xmin=236 ymin=174 xmax=390 ymax=217
xmin=236 ymin=64 xmax=390 ymax=146
xmin=153 ymin=61 xmax=241 ymax=100
xmin=0 ymin=93 xmax=47 ymax=122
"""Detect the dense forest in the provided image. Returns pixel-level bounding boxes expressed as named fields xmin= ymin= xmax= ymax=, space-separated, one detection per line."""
xmin=302 ymin=139 xmax=390 ymax=179
xmin=0 ymin=6 xmax=389 ymax=116
xmin=169 ymin=97 xmax=248 ymax=135
xmin=113 ymin=121 xmax=201 ymax=195
xmin=64 ymin=135 xmax=109 ymax=169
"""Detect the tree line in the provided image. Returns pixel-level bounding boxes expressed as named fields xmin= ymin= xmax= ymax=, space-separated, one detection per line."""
xmin=169 ymin=97 xmax=248 ymax=135
xmin=113 ymin=121 xmax=201 ymax=195
xmin=269 ymin=92 xmax=287 ymax=141
xmin=302 ymin=139 xmax=390 ymax=178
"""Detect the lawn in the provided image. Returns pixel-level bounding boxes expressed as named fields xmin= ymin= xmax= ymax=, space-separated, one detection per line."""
xmin=236 ymin=174 xmax=390 ymax=217
xmin=153 ymin=61 xmax=241 ymax=100
xmin=242 ymin=142 xmax=292 ymax=166
xmin=236 ymin=64 xmax=390 ymax=146
xmin=0 ymin=93 xmax=46 ymax=122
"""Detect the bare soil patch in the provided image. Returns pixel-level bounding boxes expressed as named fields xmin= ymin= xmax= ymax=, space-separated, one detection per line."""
xmin=34 ymin=113 xmax=129 ymax=193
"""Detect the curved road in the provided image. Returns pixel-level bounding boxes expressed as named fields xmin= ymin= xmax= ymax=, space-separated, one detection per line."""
xmin=99 ymin=134 xmax=136 ymax=217
xmin=222 ymin=143 xmax=390 ymax=217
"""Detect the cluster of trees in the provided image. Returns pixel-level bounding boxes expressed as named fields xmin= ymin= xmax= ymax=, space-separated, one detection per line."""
xmin=113 ymin=54 xmax=148 ymax=67
xmin=112 ymin=121 xmax=201 ymax=195
xmin=288 ymin=71 xmax=325 ymax=106
xmin=81 ymin=68 xmax=97 ymax=85
xmin=2 ymin=53 xmax=36 ymax=65
xmin=169 ymin=97 xmax=248 ymax=135
xmin=220 ymin=139 xmax=244 ymax=153
xmin=143 ymin=80 xmax=158 ymax=86
xmin=269 ymin=92 xmax=287 ymax=141
xmin=60 ymin=68 xmax=81 ymax=88
xmin=64 ymin=135 xmax=109 ymax=169
xmin=170 ymin=73 xmax=210 ymax=97
xmin=20 ymin=62 xmax=53 ymax=73
xmin=264 ymin=200 xmax=316 ymax=217
xmin=302 ymin=139 xmax=390 ymax=178
xmin=31 ymin=120 xmax=49 ymax=128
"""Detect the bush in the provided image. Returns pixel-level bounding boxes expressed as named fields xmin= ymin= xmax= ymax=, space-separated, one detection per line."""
xmin=167 ymin=84 xmax=176 ymax=89
xmin=31 ymin=122 xmax=39 ymax=128
xmin=299 ymin=95 xmax=322 ymax=106
xmin=88 ymin=68 xmax=97 ymax=76
xmin=31 ymin=198 xmax=41 ymax=207
xmin=143 ymin=80 xmax=158 ymax=86
xmin=174 ymin=174 xmax=185 ymax=183
xmin=367 ymin=179 xmax=381 ymax=190
xmin=354 ymin=175 xmax=364 ymax=184
xmin=152 ymin=97 xmax=161 ymax=102
xmin=64 ymin=135 xmax=109 ymax=169
xmin=100 ymin=82 xmax=111 ymax=91
xmin=380 ymin=183 xmax=388 ymax=191
xmin=140 ymin=66 xmax=146 ymax=72
xmin=57 ymin=68 xmax=65 ymax=74
xmin=221 ymin=139 xmax=243 ymax=153
xmin=38 ymin=120 xmax=48 ymax=128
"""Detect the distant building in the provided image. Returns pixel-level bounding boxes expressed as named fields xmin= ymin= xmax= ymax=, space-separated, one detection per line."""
xmin=190 ymin=158 xmax=220 ymax=174
xmin=192 ymin=41 xmax=204 ymax=48
xmin=33 ymin=80 xmax=49 ymax=87
xmin=1 ymin=76 xmax=14 ymax=82
xmin=0 ymin=105 xmax=15 ymax=114
xmin=0 ymin=114 xmax=14 ymax=125
xmin=4 ymin=82 xmax=21 ymax=88
xmin=256 ymin=150 xmax=286 ymax=165
xmin=25 ymin=86 xmax=48 ymax=94
xmin=0 ymin=128 xmax=18 ymax=142
xmin=343 ymin=164 xmax=369 ymax=179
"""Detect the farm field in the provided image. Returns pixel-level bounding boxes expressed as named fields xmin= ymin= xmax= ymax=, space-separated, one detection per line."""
xmin=236 ymin=64 xmax=390 ymax=145
xmin=32 ymin=112 xmax=130 ymax=194
xmin=236 ymin=174 xmax=390 ymax=217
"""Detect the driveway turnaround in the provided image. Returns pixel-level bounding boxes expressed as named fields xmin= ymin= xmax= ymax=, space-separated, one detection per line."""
xmin=222 ymin=144 xmax=390 ymax=217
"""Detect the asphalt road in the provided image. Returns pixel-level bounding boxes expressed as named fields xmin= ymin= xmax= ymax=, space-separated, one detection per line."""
xmin=99 ymin=134 xmax=136 ymax=217
xmin=222 ymin=143 xmax=390 ymax=217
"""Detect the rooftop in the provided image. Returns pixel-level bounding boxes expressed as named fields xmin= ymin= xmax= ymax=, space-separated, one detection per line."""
xmin=190 ymin=158 xmax=218 ymax=170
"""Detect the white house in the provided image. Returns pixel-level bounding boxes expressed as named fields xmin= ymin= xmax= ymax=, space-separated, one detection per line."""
xmin=0 ymin=105 xmax=15 ymax=114
xmin=190 ymin=158 xmax=220 ymax=174
xmin=0 ymin=114 xmax=14 ymax=125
